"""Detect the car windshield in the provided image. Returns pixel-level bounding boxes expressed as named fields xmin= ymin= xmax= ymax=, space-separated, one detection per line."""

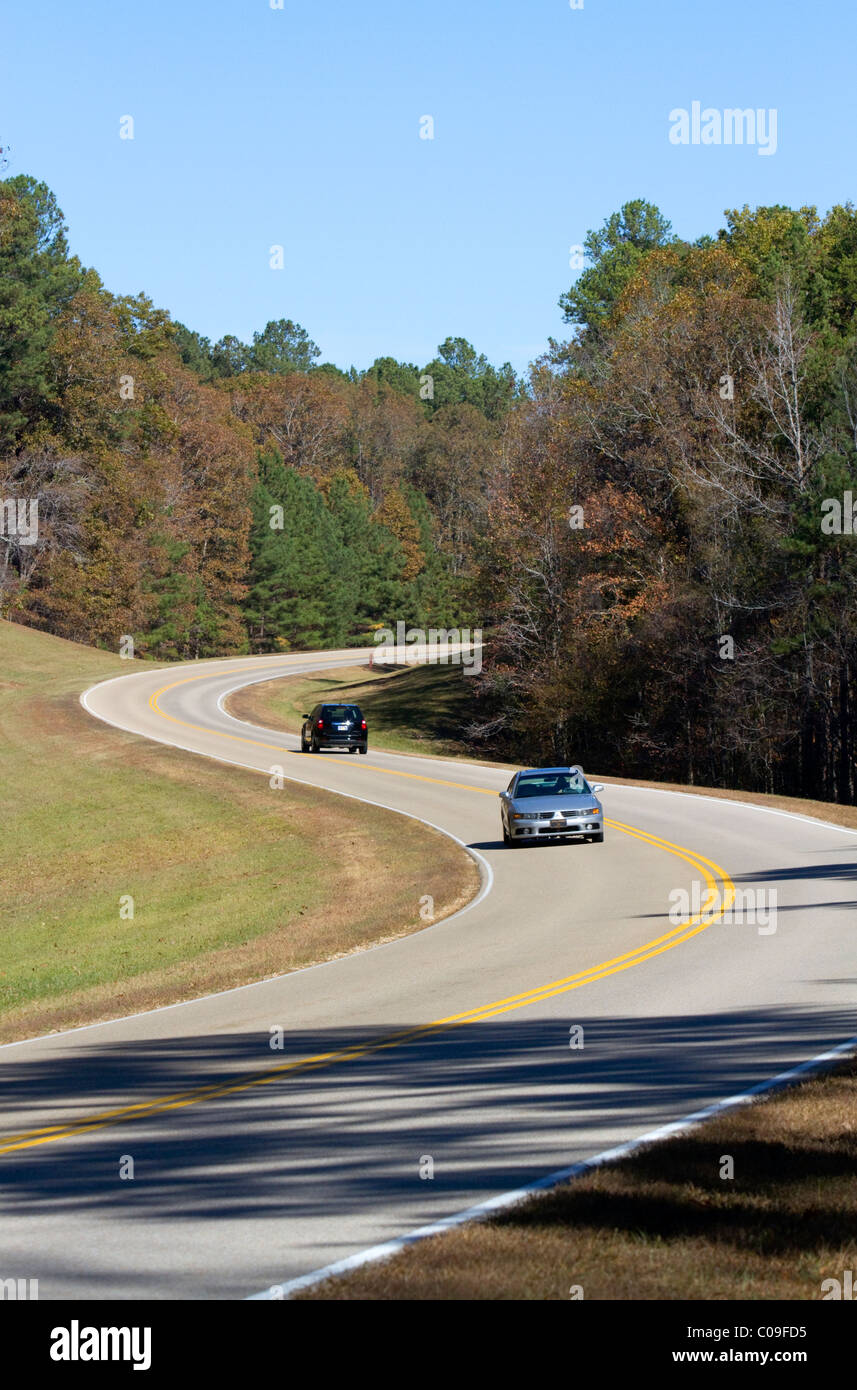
xmin=322 ymin=706 xmax=360 ymax=721
xmin=515 ymin=772 xmax=588 ymax=797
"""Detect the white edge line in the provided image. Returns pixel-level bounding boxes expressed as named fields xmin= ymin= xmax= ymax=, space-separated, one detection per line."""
xmin=596 ymin=782 xmax=857 ymax=837
xmin=214 ymin=663 xmax=362 ymax=718
xmin=0 ymin=670 xmax=493 ymax=1054
xmin=214 ymin=669 xmax=510 ymax=786
xmin=220 ymin=673 xmax=857 ymax=835
xmin=214 ymin=654 xmax=508 ymax=778
xmin=248 ymin=1033 xmax=857 ymax=1300
xmin=213 ymin=666 xmax=857 ymax=837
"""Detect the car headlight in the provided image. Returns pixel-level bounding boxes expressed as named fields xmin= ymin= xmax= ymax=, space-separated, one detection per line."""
xmin=511 ymin=812 xmax=537 ymax=820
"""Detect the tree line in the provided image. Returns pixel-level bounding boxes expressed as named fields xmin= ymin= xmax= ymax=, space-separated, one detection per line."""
xmin=0 ymin=174 xmax=507 ymax=657
xmin=472 ymin=198 xmax=857 ymax=803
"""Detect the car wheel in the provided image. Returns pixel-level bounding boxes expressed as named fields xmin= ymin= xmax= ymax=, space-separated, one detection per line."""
xmin=589 ymin=832 xmax=604 ymax=842
xmin=359 ymin=744 xmax=368 ymax=754
xmin=310 ymin=736 xmax=319 ymax=753
xmin=301 ymin=734 xmax=309 ymax=752
xmin=349 ymin=746 xmax=358 ymax=754
xmin=502 ymin=820 xmax=510 ymax=844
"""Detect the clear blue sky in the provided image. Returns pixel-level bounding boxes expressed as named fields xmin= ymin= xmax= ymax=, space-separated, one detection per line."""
xmin=2 ymin=0 xmax=854 ymax=373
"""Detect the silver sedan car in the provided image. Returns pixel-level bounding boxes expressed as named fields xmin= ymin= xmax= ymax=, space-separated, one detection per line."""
xmin=499 ymin=766 xmax=605 ymax=846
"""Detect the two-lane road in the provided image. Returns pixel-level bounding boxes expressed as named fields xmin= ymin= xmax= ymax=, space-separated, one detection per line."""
xmin=1 ymin=649 xmax=854 ymax=1298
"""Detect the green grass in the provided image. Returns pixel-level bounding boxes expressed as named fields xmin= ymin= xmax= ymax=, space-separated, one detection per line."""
xmin=0 ymin=620 xmax=478 ymax=1041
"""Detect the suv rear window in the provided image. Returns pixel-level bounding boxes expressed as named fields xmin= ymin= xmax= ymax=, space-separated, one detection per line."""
xmin=321 ymin=706 xmax=361 ymax=721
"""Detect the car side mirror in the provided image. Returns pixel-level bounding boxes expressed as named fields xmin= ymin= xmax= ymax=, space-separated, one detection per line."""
xmin=499 ymin=791 xmax=508 ymax=800
xmin=302 ymin=714 xmax=310 ymax=720
xmin=591 ymin=784 xmax=604 ymax=793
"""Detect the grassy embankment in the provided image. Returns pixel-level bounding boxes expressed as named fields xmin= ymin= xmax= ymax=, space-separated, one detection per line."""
xmin=0 ymin=621 xmax=478 ymax=1043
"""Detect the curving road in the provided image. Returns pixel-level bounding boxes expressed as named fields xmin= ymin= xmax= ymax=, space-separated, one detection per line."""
xmin=1 ymin=648 xmax=855 ymax=1299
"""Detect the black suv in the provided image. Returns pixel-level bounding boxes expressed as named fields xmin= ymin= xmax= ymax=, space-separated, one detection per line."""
xmin=301 ymin=703 xmax=368 ymax=754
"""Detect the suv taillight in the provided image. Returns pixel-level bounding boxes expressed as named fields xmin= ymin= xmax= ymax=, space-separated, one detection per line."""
xmin=361 ymin=720 xmax=367 ymax=730
xmin=317 ymin=719 xmax=324 ymax=729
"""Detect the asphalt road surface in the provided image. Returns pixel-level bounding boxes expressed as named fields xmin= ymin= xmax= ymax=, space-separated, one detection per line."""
xmin=1 ymin=649 xmax=855 ymax=1299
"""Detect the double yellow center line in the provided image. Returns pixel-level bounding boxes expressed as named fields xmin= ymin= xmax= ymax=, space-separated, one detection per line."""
xmin=0 ymin=667 xmax=734 ymax=1155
